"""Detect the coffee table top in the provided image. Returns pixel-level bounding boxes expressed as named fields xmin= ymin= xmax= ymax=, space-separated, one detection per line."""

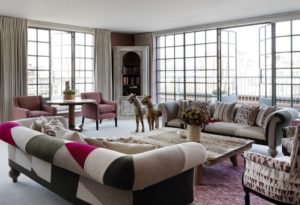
xmin=130 ymin=127 xmax=254 ymax=166
xmin=47 ymin=99 xmax=96 ymax=105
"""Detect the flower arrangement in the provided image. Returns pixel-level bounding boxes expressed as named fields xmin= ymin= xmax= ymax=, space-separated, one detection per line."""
xmin=181 ymin=106 xmax=209 ymax=127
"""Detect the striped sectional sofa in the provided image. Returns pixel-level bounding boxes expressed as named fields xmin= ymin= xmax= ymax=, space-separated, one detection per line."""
xmin=0 ymin=117 xmax=207 ymax=205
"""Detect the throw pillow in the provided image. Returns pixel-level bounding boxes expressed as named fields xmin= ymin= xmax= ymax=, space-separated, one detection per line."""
xmin=212 ymin=102 xmax=236 ymax=122
xmin=102 ymin=141 xmax=157 ymax=154
xmin=30 ymin=116 xmax=48 ymax=132
xmin=177 ymin=100 xmax=192 ymax=118
xmin=234 ymin=104 xmax=259 ymax=125
xmin=256 ymin=104 xmax=276 ymax=127
xmin=191 ymin=100 xmax=211 ymax=117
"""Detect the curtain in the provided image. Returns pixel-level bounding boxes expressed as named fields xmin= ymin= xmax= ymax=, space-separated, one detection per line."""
xmin=94 ymin=29 xmax=112 ymax=100
xmin=0 ymin=17 xmax=27 ymax=122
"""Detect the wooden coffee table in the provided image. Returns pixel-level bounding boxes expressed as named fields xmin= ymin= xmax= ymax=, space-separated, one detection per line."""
xmin=130 ymin=127 xmax=254 ymax=184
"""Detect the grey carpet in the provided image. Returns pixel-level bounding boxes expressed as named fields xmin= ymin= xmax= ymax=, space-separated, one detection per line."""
xmin=0 ymin=117 xmax=138 ymax=205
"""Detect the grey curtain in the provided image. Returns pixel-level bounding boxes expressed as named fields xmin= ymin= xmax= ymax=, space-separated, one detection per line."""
xmin=0 ymin=17 xmax=27 ymax=122
xmin=94 ymin=29 xmax=112 ymax=100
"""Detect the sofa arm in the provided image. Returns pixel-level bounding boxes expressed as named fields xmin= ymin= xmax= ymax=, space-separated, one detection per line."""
xmin=264 ymin=108 xmax=298 ymax=157
xmin=42 ymin=105 xmax=57 ymax=116
xmin=131 ymin=142 xmax=207 ymax=190
xmin=243 ymin=151 xmax=291 ymax=173
xmin=13 ymin=107 xmax=30 ymax=120
xmin=158 ymin=102 xmax=179 ymax=127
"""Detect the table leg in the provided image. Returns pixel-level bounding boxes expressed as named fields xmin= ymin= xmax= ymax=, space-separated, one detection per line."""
xmin=194 ymin=165 xmax=202 ymax=186
xmin=68 ymin=105 xmax=82 ymax=131
xmin=230 ymin=155 xmax=238 ymax=166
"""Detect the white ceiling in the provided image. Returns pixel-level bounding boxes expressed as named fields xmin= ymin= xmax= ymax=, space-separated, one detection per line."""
xmin=1 ymin=0 xmax=300 ymax=33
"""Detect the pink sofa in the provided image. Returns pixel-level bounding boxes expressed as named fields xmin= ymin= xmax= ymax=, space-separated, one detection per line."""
xmin=13 ymin=95 xmax=57 ymax=120
xmin=81 ymin=92 xmax=118 ymax=130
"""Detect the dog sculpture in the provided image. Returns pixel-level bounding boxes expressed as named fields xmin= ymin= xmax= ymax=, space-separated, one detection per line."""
xmin=141 ymin=96 xmax=162 ymax=130
xmin=128 ymin=93 xmax=145 ymax=132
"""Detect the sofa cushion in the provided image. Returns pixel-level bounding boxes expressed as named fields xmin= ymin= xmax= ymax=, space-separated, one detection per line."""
xmin=212 ymin=102 xmax=236 ymax=122
xmin=235 ymin=126 xmax=265 ymax=141
xmin=204 ymin=121 xmax=249 ymax=136
xmin=102 ymin=141 xmax=157 ymax=154
xmin=167 ymin=118 xmax=184 ymax=128
xmin=234 ymin=104 xmax=259 ymax=125
xmin=190 ymin=100 xmax=211 ymax=116
xmin=256 ymin=104 xmax=276 ymax=127
xmin=30 ymin=116 xmax=48 ymax=132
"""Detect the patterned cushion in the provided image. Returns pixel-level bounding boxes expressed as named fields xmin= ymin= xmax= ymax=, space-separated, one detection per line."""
xmin=212 ymin=102 xmax=236 ymax=122
xmin=256 ymin=104 xmax=276 ymax=127
xmin=234 ymin=104 xmax=259 ymax=125
xmin=30 ymin=116 xmax=48 ymax=132
xmin=190 ymin=100 xmax=211 ymax=116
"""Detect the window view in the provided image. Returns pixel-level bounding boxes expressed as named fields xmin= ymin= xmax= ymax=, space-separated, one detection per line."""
xmin=27 ymin=28 xmax=95 ymax=100
xmin=221 ymin=24 xmax=270 ymax=104
xmin=156 ymin=19 xmax=300 ymax=109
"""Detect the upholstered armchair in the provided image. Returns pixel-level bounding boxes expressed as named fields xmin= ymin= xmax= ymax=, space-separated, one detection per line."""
xmin=13 ymin=96 xmax=57 ymax=120
xmin=242 ymin=124 xmax=300 ymax=205
xmin=81 ymin=92 xmax=118 ymax=130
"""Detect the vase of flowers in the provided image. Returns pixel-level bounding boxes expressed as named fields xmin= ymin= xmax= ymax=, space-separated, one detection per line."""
xmin=63 ymin=81 xmax=76 ymax=100
xmin=181 ymin=106 xmax=209 ymax=142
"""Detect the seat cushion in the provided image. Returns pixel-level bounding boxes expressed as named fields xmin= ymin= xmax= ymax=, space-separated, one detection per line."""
xmin=167 ymin=118 xmax=183 ymax=128
xmin=99 ymin=104 xmax=115 ymax=114
xmin=204 ymin=121 xmax=249 ymax=136
xmin=235 ymin=126 xmax=265 ymax=141
xmin=29 ymin=110 xmax=52 ymax=117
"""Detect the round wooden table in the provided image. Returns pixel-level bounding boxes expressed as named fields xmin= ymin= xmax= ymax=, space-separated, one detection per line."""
xmin=46 ymin=99 xmax=96 ymax=131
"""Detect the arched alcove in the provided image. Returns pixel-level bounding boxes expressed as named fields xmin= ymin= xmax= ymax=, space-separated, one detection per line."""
xmin=122 ymin=52 xmax=141 ymax=96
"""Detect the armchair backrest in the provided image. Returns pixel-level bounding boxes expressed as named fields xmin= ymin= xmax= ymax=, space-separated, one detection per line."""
xmin=14 ymin=96 xmax=42 ymax=111
xmin=291 ymin=124 xmax=300 ymax=174
xmin=81 ymin=92 xmax=102 ymax=104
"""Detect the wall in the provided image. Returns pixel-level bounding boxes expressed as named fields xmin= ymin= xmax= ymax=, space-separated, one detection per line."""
xmin=111 ymin=32 xmax=134 ymax=48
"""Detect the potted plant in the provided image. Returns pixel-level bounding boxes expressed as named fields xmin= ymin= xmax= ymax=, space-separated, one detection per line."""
xmin=181 ymin=106 xmax=209 ymax=142
xmin=63 ymin=81 xmax=76 ymax=100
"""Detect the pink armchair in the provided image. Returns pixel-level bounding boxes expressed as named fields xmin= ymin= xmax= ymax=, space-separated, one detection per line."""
xmin=81 ymin=92 xmax=118 ymax=130
xmin=13 ymin=96 xmax=57 ymax=120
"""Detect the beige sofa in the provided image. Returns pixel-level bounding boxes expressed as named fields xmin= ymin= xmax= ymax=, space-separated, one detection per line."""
xmin=158 ymin=101 xmax=299 ymax=157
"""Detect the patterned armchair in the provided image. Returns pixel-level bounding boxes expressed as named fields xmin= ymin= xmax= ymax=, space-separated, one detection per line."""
xmin=81 ymin=92 xmax=118 ymax=130
xmin=13 ymin=95 xmax=57 ymax=120
xmin=242 ymin=124 xmax=300 ymax=205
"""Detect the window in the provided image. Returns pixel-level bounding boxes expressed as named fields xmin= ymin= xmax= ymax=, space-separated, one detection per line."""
xmin=28 ymin=28 xmax=50 ymax=98
xmin=156 ymin=30 xmax=217 ymax=104
xmin=275 ymin=20 xmax=300 ymax=109
xmin=155 ymin=18 xmax=300 ymax=110
xmin=27 ymin=28 xmax=94 ymax=100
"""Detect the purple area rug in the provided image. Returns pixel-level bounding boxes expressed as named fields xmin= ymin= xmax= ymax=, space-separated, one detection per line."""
xmin=193 ymin=155 xmax=274 ymax=205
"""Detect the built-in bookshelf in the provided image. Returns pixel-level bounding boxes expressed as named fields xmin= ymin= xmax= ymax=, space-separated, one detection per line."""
xmin=114 ymin=46 xmax=149 ymax=116
xmin=122 ymin=65 xmax=140 ymax=95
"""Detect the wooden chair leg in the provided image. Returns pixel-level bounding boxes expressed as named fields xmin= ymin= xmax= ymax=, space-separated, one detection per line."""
xmin=115 ymin=118 xmax=117 ymax=127
xmin=96 ymin=120 xmax=99 ymax=130
xmin=81 ymin=117 xmax=85 ymax=125
xmin=245 ymin=189 xmax=250 ymax=205
xmin=100 ymin=120 xmax=102 ymax=124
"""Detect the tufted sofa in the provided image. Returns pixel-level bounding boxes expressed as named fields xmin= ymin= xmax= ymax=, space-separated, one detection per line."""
xmin=0 ymin=117 xmax=207 ymax=205
xmin=159 ymin=101 xmax=298 ymax=157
